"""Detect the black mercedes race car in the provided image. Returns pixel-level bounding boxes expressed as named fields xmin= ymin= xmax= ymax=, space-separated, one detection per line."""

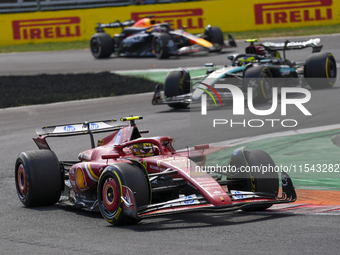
xmin=152 ymin=38 xmax=337 ymax=108
xmin=90 ymin=17 xmax=237 ymax=59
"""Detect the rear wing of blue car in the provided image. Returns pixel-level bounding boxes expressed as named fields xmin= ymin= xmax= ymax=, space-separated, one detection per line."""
xmin=261 ymin=38 xmax=323 ymax=53
xmin=95 ymin=19 xmax=136 ymax=32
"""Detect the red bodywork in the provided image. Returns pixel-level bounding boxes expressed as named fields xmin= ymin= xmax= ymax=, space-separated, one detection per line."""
xmin=33 ymin=117 xmax=296 ymax=221
xmin=64 ymin=123 xmax=230 ymax=206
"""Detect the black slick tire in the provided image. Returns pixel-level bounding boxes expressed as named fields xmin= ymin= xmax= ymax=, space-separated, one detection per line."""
xmin=164 ymin=70 xmax=191 ymax=108
xmin=97 ymin=163 xmax=150 ymax=225
xmin=152 ymin=33 xmax=171 ymax=59
xmin=90 ymin=33 xmax=113 ymax=59
xmin=208 ymin=26 xmax=224 ymax=45
xmin=244 ymin=66 xmax=273 ymax=103
xmin=15 ymin=150 xmax=62 ymax=207
xmin=304 ymin=52 xmax=337 ymax=89
xmin=227 ymin=150 xmax=279 ymax=211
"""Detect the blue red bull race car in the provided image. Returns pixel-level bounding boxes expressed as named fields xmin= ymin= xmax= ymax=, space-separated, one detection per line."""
xmin=90 ymin=16 xmax=237 ymax=59
xmin=15 ymin=116 xmax=296 ymax=225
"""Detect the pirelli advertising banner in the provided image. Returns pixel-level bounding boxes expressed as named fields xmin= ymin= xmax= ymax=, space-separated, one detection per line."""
xmin=1 ymin=0 xmax=339 ymax=46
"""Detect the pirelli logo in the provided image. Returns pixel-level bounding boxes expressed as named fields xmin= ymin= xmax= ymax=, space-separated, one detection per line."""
xmin=12 ymin=17 xmax=81 ymax=40
xmin=254 ymin=0 xmax=333 ymax=25
xmin=131 ymin=9 xmax=203 ymax=29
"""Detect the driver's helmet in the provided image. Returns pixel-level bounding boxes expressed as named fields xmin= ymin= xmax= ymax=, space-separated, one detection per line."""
xmin=131 ymin=143 xmax=154 ymax=157
xmin=238 ymin=56 xmax=255 ymax=66
xmin=153 ymin=24 xmax=169 ymax=33
xmin=153 ymin=25 xmax=162 ymax=32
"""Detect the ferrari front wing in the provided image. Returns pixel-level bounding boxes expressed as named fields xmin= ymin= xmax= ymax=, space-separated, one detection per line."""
xmin=121 ymin=171 xmax=297 ymax=219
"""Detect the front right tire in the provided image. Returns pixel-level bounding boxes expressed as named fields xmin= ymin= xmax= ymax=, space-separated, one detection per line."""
xmin=304 ymin=52 xmax=337 ymax=89
xmin=97 ymin=163 xmax=150 ymax=225
xmin=164 ymin=70 xmax=191 ymax=108
xmin=227 ymin=150 xmax=279 ymax=211
xmin=152 ymin=33 xmax=171 ymax=59
xmin=204 ymin=26 xmax=224 ymax=46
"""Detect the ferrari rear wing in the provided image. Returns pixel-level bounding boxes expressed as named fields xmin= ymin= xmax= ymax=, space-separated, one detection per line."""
xmin=35 ymin=119 xmax=123 ymax=137
xmin=261 ymin=38 xmax=323 ymax=53
xmin=34 ymin=119 xmax=124 ymax=150
xmin=34 ymin=117 xmax=148 ymax=150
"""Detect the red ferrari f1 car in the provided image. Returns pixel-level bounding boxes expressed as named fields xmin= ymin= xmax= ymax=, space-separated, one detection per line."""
xmin=90 ymin=16 xmax=237 ymax=59
xmin=15 ymin=116 xmax=296 ymax=225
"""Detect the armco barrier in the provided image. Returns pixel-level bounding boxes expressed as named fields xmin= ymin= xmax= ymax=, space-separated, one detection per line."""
xmin=1 ymin=0 xmax=340 ymax=46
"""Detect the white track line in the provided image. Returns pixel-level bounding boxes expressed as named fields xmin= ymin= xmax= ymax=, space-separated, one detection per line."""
xmin=210 ymin=123 xmax=340 ymax=148
xmin=112 ymin=66 xmax=214 ymax=73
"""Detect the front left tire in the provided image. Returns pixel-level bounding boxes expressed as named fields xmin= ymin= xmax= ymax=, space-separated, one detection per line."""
xmin=244 ymin=66 xmax=273 ymax=103
xmin=90 ymin=33 xmax=114 ymax=59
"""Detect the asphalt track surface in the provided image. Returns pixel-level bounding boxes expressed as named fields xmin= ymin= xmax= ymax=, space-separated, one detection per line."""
xmin=1 ymin=35 xmax=340 ymax=254
xmin=1 ymin=34 xmax=340 ymax=76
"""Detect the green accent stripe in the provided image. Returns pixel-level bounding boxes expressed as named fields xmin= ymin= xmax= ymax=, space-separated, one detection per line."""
xmin=198 ymin=87 xmax=217 ymax=105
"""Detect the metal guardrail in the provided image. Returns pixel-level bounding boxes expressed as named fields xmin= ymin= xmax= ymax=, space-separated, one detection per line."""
xmin=0 ymin=0 xmax=177 ymax=13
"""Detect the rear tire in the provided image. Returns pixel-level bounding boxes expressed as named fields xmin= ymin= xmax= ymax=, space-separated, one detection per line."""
xmin=90 ymin=33 xmax=113 ymax=59
xmin=244 ymin=66 xmax=273 ymax=103
xmin=15 ymin=150 xmax=62 ymax=207
xmin=97 ymin=163 xmax=150 ymax=225
xmin=164 ymin=70 xmax=191 ymax=108
xmin=152 ymin=33 xmax=171 ymax=59
xmin=227 ymin=150 xmax=279 ymax=211
xmin=304 ymin=52 xmax=337 ymax=89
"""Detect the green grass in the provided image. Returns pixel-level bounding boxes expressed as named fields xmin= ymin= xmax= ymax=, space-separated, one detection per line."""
xmin=1 ymin=23 xmax=339 ymax=53
xmin=230 ymin=23 xmax=340 ymax=40
xmin=0 ymin=40 xmax=90 ymax=53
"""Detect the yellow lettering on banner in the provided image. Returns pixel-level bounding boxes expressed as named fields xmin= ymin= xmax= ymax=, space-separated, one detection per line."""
xmin=1 ymin=0 xmax=339 ymax=46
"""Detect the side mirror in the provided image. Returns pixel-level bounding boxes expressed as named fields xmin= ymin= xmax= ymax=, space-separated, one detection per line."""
xmin=205 ymin=63 xmax=214 ymax=68
xmin=227 ymin=55 xmax=234 ymax=61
